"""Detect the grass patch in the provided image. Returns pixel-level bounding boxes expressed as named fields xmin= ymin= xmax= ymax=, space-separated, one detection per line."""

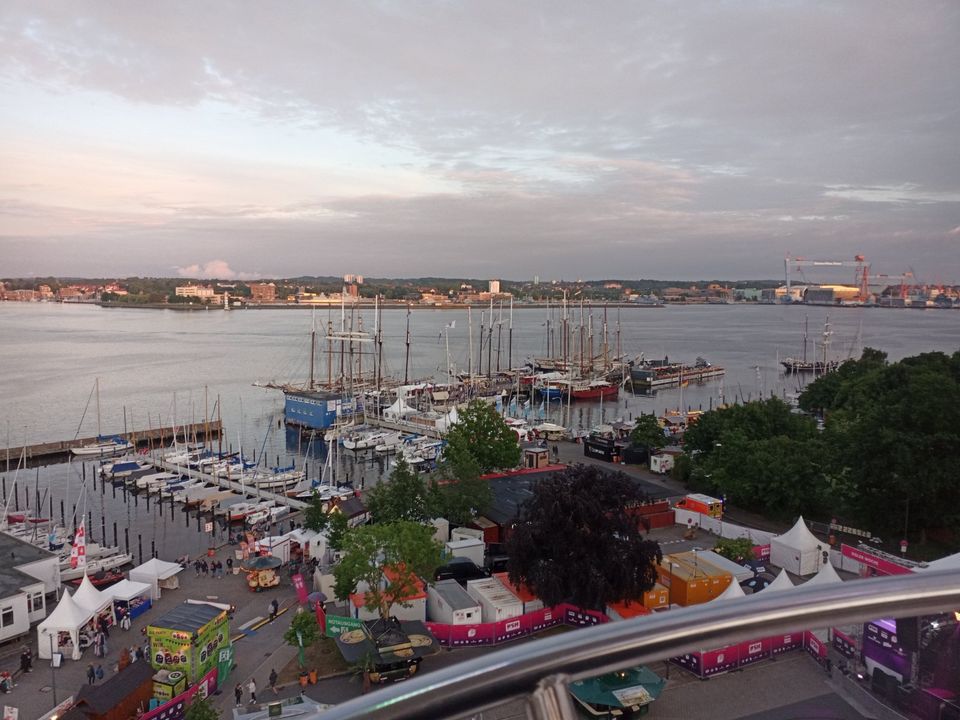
xmin=278 ymin=636 xmax=350 ymax=685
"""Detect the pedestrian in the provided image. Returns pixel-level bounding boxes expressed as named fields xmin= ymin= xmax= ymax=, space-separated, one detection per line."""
xmin=87 ymin=663 xmax=96 ymax=684
xmin=143 ymin=641 xmax=151 ymax=661
xmin=247 ymin=678 xmax=257 ymax=705
xmin=19 ymin=648 xmax=30 ymax=675
xmin=226 ymin=557 xmax=233 ymax=574
xmin=269 ymin=668 xmax=279 ymax=695
xmin=201 ymin=559 xmax=208 ymax=577
xmin=234 ymin=683 xmax=243 ymax=706
xmin=120 ymin=612 xmax=131 ymax=631
xmin=269 ymin=598 xmax=279 ymax=621
xmin=134 ymin=645 xmax=144 ymax=661
xmin=194 ymin=559 xmax=201 ymax=578
xmin=95 ymin=664 xmax=104 ymax=681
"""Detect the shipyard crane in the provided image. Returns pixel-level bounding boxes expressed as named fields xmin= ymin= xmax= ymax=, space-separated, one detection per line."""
xmin=785 ymin=254 xmax=870 ymax=300
xmin=865 ymin=271 xmax=914 ymax=299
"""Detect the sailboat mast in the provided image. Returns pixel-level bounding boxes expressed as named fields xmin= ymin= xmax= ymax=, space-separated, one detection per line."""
xmin=95 ymin=377 xmax=101 ymax=437
xmin=309 ymin=320 xmax=316 ymax=391
xmin=403 ymin=304 xmax=411 ymax=384
xmin=467 ymin=306 xmax=474 ymax=379
xmin=496 ymin=300 xmax=503 ymax=372
xmin=508 ymin=296 xmax=513 ymax=371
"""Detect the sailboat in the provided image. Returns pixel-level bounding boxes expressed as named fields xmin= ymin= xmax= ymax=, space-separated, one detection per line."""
xmin=71 ymin=379 xmax=134 ymax=456
xmin=781 ymin=317 xmax=842 ymax=374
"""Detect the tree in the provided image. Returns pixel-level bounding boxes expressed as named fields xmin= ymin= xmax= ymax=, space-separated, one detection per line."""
xmin=326 ymin=510 xmax=350 ymax=552
xmin=303 ymin=490 xmax=330 ymax=533
xmin=428 ymin=440 xmax=492 ymax=526
xmin=712 ymin=537 xmax=755 ymax=564
xmin=506 ymin=465 xmax=662 ymax=610
xmin=366 ymin=457 xmax=430 ymax=524
xmin=333 ymin=522 xmax=443 ymax=619
xmin=630 ymin=414 xmax=667 ymax=451
xmin=444 ymin=400 xmax=521 ymax=473
xmin=284 ymin=610 xmax=321 ymax=668
xmin=185 ymin=697 xmax=219 ymax=720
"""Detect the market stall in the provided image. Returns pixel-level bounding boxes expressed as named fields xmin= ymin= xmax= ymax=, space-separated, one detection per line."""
xmin=147 ymin=602 xmax=230 ymax=685
xmin=74 ymin=574 xmax=117 ymax=632
xmin=770 ymin=516 xmax=824 ymax=576
xmin=37 ymin=590 xmax=94 ymax=660
xmin=129 ymin=558 xmax=183 ymax=601
xmin=106 ymin=579 xmax=153 ymax=621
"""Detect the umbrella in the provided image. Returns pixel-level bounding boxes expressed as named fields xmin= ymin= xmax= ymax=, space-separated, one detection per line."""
xmin=307 ymin=591 xmax=327 ymax=604
xmin=241 ymin=555 xmax=283 ymax=571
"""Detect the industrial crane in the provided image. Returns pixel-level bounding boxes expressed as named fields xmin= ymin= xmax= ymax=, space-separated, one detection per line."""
xmin=784 ymin=254 xmax=870 ymax=300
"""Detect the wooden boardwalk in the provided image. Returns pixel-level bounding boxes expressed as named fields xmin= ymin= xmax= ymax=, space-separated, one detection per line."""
xmin=1 ymin=420 xmax=223 ymax=468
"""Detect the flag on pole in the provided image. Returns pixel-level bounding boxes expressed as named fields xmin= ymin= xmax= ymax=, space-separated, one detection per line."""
xmin=70 ymin=520 xmax=87 ymax=569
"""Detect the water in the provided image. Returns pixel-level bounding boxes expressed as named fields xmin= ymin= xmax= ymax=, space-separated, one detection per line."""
xmin=1 ymin=302 xmax=957 ymax=557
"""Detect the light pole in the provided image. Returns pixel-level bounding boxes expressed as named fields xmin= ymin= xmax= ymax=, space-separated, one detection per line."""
xmin=48 ymin=632 xmax=57 ymax=708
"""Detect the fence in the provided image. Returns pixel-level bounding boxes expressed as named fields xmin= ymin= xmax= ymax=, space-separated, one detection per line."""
xmin=674 ymin=508 xmax=777 ymax=544
xmin=425 ymin=604 xmax=608 ymax=647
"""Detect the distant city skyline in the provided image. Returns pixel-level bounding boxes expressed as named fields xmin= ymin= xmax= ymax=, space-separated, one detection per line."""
xmin=1 ymin=2 xmax=958 ymax=282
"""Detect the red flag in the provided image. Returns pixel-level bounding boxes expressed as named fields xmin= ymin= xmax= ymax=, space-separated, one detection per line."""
xmin=315 ymin=600 xmax=326 ymax=635
xmin=70 ymin=520 xmax=87 ymax=570
xmin=291 ymin=573 xmax=308 ymax=604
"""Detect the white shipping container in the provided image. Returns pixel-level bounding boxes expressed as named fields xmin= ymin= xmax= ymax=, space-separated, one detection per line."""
xmin=427 ymin=580 xmax=482 ymax=625
xmin=466 ymin=577 xmax=523 ymax=623
xmin=650 ymin=454 xmax=674 ymax=475
xmin=446 ymin=537 xmax=485 ymax=567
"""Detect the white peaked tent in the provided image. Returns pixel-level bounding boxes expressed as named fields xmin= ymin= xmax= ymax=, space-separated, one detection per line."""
xmin=917 ymin=552 xmax=960 ymax=572
xmin=435 ymin=406 xmax=461 ymax=433
xmin=762 ymin=569 xmax=796 ymax=592
xmin=37 ymin=590 xmax=93 ymax=660
xmin=129 ymin=558 xmax=183 ymax=601
xmin=712 ymin=579 xmax=747 ymax=602
xmin=770 ymin=516 xmax=823 ymax=576
xmin=105 ymin=579 xmax=152 ymax=603
xmin=803 ymin=561 xmax=843 ymax=587
xmin=73 ymin=574 xmax=116 ymax=621
xmin=383 ymin=396 xmax=414 ymax=421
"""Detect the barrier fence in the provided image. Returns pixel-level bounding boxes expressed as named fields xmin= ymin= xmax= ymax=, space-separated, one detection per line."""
xmin=424 ymin=604 xmax=608 ymax=647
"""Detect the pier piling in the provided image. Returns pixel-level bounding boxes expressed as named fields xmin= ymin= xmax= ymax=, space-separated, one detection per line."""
xmin=124 ymin=528 xmax=129 ymax=554
xmin=113 ymin=522 xmax=118 ymax=547
xmin=138 ymin=534 xmax=143 ymax=564
xmin=151 ymin=540 xmax=156 ymax=559
xmin=60 ymin=500 xmax=65 ymax=526
xmin=100 ymin=516 xmax=105 ymax=545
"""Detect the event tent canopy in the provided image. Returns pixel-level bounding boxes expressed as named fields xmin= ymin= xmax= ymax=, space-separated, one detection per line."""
xmin=383 ymin=396 xmax=414 ymax=421
xmin=712 ymin=579 xmax=747 ymax=602
xmin=762 ymin=569 xmax=795 ymax=593
xmin=73 ymin=574 xmax=115 ymax=616
xmin=804 ymin=561 xmax=843 ymax=587
xmin=770 ymin=516 xmax=823 ymax=576
xmin=917 ymin=552 xmax=960 ymax=572
xmin=129 ymin=558 xmax=183 ymax=601
xmin=106 ymin=579 xmax=153 ymax=602
xmin=37 ymin=589 xmax=93 ymax=660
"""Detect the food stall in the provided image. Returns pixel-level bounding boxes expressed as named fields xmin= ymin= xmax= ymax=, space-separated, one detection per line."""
xmin=106 ymin=579 xmax=153 ymax=621
xmin=147 ymin=602 xmax=230 ymax=685
xmin=73 ymin=574 xmax=117 ymax=633
xmin=37 ymin=590 xmax=94 ymax=661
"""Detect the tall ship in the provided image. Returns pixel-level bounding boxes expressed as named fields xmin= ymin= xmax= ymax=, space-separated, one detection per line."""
xmin=780 ymin=317 xmax=842 ymax=374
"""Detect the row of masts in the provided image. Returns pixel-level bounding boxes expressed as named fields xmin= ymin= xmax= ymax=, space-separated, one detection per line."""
xmin=536 ymin=291 xmax=625 ymax=378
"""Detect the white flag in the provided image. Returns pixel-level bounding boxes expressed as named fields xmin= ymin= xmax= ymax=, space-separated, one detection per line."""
xmin=70 ymin=520 xmax=87 ymax=569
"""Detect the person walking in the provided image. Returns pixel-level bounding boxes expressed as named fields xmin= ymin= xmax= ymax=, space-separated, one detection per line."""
xmin=269 ymin=668 xmax=279 ymax=695
xmin=226 ymin=557 xmax=234 ymax=575
xmin=234 ymin=683 xmax=243 ymax=706
xmin=120 ymin=612 xmax=131 ymax=631
xmin=269 ymin=598 xmax=279 ymax=621
xmin=247 ymin=678 xmax=257 ymax=705
xmin=87 ymin=663 xmax=96 ymax=684
xmin=95 ymin=664 xmax=104 ymax=682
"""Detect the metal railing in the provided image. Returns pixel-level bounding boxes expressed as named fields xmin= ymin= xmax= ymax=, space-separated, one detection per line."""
xmin=317 ymin=569 xmax=960 ymax=720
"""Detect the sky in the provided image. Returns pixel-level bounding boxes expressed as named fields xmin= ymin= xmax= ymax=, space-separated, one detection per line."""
xmin=1 ymin=1 xmax=958 ymax=282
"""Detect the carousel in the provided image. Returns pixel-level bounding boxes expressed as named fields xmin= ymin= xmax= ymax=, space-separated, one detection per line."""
xmin=241 ymin=555 xmax=282 ymax=591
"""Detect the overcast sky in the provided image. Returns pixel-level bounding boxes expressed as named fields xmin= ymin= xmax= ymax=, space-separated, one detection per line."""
xmin=1 ymin=1 xmax=958 ymax=281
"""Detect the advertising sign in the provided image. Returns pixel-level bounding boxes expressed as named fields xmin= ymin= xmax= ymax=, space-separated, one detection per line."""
xmin=291 ymin=573 xmax=308 ymax=604
xmin=832 ymin=629 xmax=857 ymax=658
xmin=841 ymin=544 xmax=912 ymax=576
xmin=736 ymin=638 xmax=771 ymax=669
xmin=770 ymin=632 xmax=802 ymax=655
xmin=315 ymin=602 xmax=326 ymax=635
xmin=148 ymin=626 xmax=193 ymax=671
xmin=141 ymin=667 xmax=218 ymax=720
xmin=752 ymin=544 xmax=771 ymax=561
xmin=529 ymin=607 xmax=559 ymax=633
xmin=325 ymin=614 xmax=363 ymax=638
xmin=561 ymin=605 xmax=608 ymax=627
xmin=446 ymin=622 xmax=495 ymax=647
xmin=804 ymin=631 xmax=828 ymax=660
xmin=700 ymin=644 xmax=740 ymax=677
xmin=494 ymin=616 xmax=529 ymax=643
xmin=194 ymin=614 xmax=230 ymax=681
xmin=673 ymin=654 xmax=701 ymax=675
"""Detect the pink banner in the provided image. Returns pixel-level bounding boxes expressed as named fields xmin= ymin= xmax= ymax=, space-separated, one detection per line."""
xmin=141 ymin=667 xmax=218 ymax=720
xmin=736 ymin=637 xmax=772 ymax=668
xmin=494 ymin=615 xmax=530 ymax=643
xmin=700 ymin=644 xmax=740 ymax=677
xmin=291 ymin=573 xmax=308 ymax=604
xmin=804 ymin=631 xmax=828 ymax=660
xmin=841 ymin=544 xmax=913 ymax=576
xmin=446 ymin=622 xmax=496 ymax=647
xmin=559 ymin=604 xmax=609 ymax=626
xmin=315 ymin=601 xmax=326 ymax=635
xmin=528 ymin=607 xmax=560 ymax=633
xmin=831 ymin=628 xmax=857 ymax=658
xmin=753 ymin=544 xmax=771 ymax=561
xmin=770 ymin=631 xmax=803 ymax=655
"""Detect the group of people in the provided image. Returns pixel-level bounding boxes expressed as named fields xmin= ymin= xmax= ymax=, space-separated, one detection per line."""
xmin=193 ymin=557 xmax=230 ymax=578
xmin=18 ymin=647 xmax=33 ymax=676
xmin=85 ymin=663 xmax=104 ymax=684
xmin=234 ymin=669 xmax=281 ymax=706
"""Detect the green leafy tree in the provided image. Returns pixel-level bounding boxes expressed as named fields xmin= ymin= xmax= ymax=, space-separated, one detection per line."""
xmin=713 ymin=537 xmax=756 ymax=563
xmin=630 ymin=414 xmax=667 ymax=451
xmin=506 ymin=465 xmax=662 ymax=610
xmin=326 ymin=510 xmax=350 ymax=551
xmin=444 ymin=400 xmax=521 ymax=473
xmin=333 ymin=522 xmax=443 ymax=619
xmin=185 ymin=697 xmax=220 ymax=720
xmin=303 ymin=490 xmax=330 ymax=533
xmin=366 ymin=457 xmax=431 ymax=524
xmin=428 ymin=440 xmax=492 ymax=525
xmin=284 ymin=610 xmax=321 ymax=668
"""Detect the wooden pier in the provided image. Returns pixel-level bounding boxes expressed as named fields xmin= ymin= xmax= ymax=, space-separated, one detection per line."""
xmin=1 ymin=420 xmax=223 ymax=469
xmin=150 ymin=456 xmax=309 ymax=511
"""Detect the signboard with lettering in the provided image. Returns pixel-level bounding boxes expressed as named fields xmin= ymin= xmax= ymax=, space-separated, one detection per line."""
xmin=325 ymin=614 xmax=364 ymax=638
xmin=841 ymin=544 xmax=913 ymax=576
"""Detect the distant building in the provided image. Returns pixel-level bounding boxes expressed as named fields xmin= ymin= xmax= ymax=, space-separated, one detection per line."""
xmin=249 ymin=282 xmax=277 ymax=303
xmin=489 ymin=279 xmax=501 ymax=294
xmin=175 ymin=284 xmax=215 ymax=299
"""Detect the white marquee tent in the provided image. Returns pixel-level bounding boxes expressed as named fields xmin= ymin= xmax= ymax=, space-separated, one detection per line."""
xmin=37 ymin=590 xmax=93 ymax=660
xmin=917 ymin=552 xmax=960 ymax=572
xmin=770 ymin=516 xmax=824 ymax=576
xmin=712 ymin=579 xmax=747 ymax=602
xmin=129 ymin=558 xmax=183 ymax=601
xmin=383 ymin=396 xmax=415 ymax=421
xmin=762 ymin=569 xmax=796 ymax=593
xmin=73 ymin=574 xmax=116 ymax=623
xmin=803 ymin=561 xmax=843 ymax=587
xmin=105 ymin=579 xmax=153 ymax=603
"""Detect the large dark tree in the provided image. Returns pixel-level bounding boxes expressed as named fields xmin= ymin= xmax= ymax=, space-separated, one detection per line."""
xmin=429 ymin=440 xmax=492 ymax=526
xmin=366 ymin=457 xmax=431 ymax=524
xmin=444 ymin=400 xmax=521 ymax=473
xmin=506 ymin=465 xmax=662 ymax=610
xmin=630 ymin=413 xmax=667 ymax=452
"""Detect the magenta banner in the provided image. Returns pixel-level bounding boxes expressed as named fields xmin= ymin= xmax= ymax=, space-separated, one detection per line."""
xmin=447 ymin=622 xmax=496 ymax=647
xmin=529 ymin=607 xmax=560 ymax=633
xmin=770 ymin=632 xmax=803 ymax=655
xmin=560 ymin=604 xmax=609 ymax=627
xmin=753 ymin=544 xmax=771 ymax=561
xmin=841 ymin=544 xmax=913 ymax=576
xmin=700 ymin=644 xmax=740 ymax=677
xmin=832 ymin=628 xmax=857 ymax=658
xmin=494 ymin=615 xmax=529 ymax=643
xmin=291 ymin=573 xmax=308 ymax=604
xmin=804 ymin=631 xmax=828 ymax=659
xmin=736 ymin=637 xmax=772 ymax=668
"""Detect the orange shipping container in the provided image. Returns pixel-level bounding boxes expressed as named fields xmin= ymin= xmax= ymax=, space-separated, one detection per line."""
xmin=657 ymin=553 xmax=732 ymax=607
xmin=642 ymin=583 xmax=669 ymax=610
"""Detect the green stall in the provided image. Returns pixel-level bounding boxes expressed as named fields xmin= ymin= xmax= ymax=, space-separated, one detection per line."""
xmin=147 ymin=602 xmax=231 ymax=689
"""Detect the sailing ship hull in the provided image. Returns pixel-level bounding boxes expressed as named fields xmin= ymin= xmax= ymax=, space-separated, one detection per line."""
xmin=570 ymin=384 xmax=619 ymax=400
xmin=780 ymin=359 xmax=841 ymax=374
xmin=630 ymin=365 xmax=725 ymax=388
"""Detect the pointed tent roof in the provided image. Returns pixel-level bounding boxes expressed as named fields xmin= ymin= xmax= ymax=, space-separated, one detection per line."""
xmin=762 ymin=569 xmax=796 ymax=593
xmin=130 ymin=557 xmax=182 ymax=581
xmin=772 ymin=516 xmax=822 ymax=552
xmin=918 ymin=552 xmax=960 ymax=572
xmin=804 ymin=561 xmax=843 ymax=587
xmin=383 ymin=396 xmax=414 ymax=420
xmin=73 ymin=574 xmax=111 ymax=613
xmin=712 ymin=579 xmax=747 ymax=602
xmin=39 ymin=589 xmax=93 ymax=631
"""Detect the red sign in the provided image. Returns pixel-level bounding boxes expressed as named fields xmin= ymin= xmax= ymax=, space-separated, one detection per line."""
xmin=804 ymin=631 xmax=828 ymax=659
xmin=700 ymin=644 xmax=740 ymax=677
xmin=753 ymin=544 xmax=771 ymax=561
xmin=736 ymin=637 xmax=771 ymax=668
xmin=841 ymin=544 xmax=913 ymax=576
xmin=291 ymin=573 xmax=308 ymax=604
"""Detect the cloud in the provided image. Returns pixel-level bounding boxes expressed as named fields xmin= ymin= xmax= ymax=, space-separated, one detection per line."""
xmin=175 ymin=260 xmax=258 ymax=281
